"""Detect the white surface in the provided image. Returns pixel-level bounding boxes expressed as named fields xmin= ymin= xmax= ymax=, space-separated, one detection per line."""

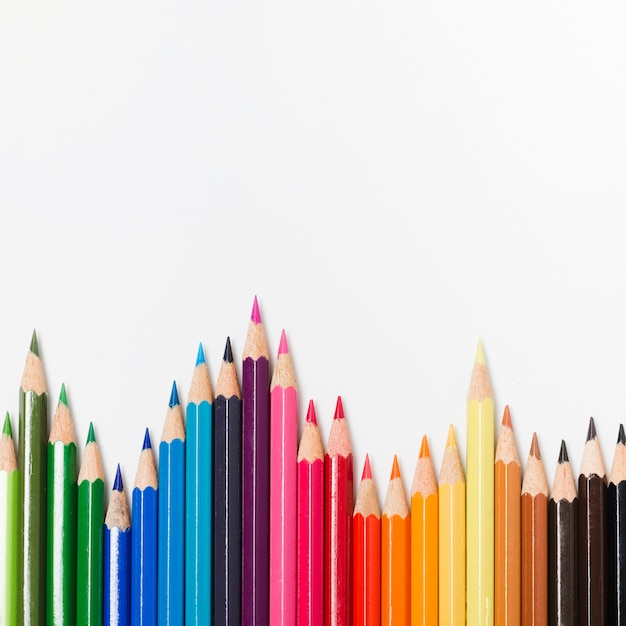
xmin=1 ymin=0 xmax=626 ymax=505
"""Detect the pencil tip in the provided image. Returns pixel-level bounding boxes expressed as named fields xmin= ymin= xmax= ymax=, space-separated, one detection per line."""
xmin=502 ymin=405 xmax=512 ymax=427
xmin=419 ymin=435 xmax=430 ymax=459
xmin=558 ymin=440 xmax=569 ymax=463
xmin=619 ymin=424 xmax=626 ymax=445
xmin=251 ymin=295 xmax=262 ymax=324
xmin=223 ymin=337 xmax=233 ymax=363
xmin=362 ymin=454 xmax=372 ymax=480
xmin=30 ymin=330 xmax=39 ymax=356
xmin=169 ymin=381 xmax=179 ymax=408
xmin=278 ymin=329 xmax=289 ymax=355
xmin=446 ymin=424 xmax=457 ymax=447
xmin=333 ymin=396 xmax=345 ymax=420
xmin=474 ymin=339 xmax=486 ymax=365
xmin=87 ymin=422 xmax=96 ymax=443
xmin=142 ymin=428 xmax=151 ymax=450
xmin=58 ymin=383 xmax=68 ymax=407
xmin=195 ymin=343 xmax=205 ymax=366
xmin=305 ymin=400 xmax=317 ymax=425
xmin=530 ymin=432 xmax=540 ymax=458
xmin=390 ymin=454 xmax=401 ymax=479
xmin=2 ymin=413 xmax=11 ymax=437
xmin=113 ymin=464 xmax=123 ymax=492
xmin=586 ymin=417 xmax=597 ymax=442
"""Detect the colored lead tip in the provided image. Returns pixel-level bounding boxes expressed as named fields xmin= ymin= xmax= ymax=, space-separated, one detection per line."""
xmin=30 ymin=330 xmax=39 ymax=356
xmin=446 ymin=424 xmax=457 ymax=447
xmin=113 ymin=464 xmax=124 ymax=492
xmin=502 ymin=405 xmax=512 ymax=427
xmin=618 ymin=424 xmax=626 ymax=445
xmin=196 ymin=343 xmax=205 ymax=366
xmin=474 ymin=339 xmax=486 ymax=365
xmin=586 ymin=417 xmax=597 ymax=442
xmin=390 ymin=454 xmax=401 ymax=479
xmin=559 ymin=440 xmax=569 ymax=463
xmin=169 ymin=382 xmax=179 ymax=408
xmin=2 ymin=412 xmax=12 ymax=437
xmin=530 ymin=432 xmax=541 ymax=459
xmin=278 ymin=329 xmax=289 ymax=355
xmin=251 ymin=295 xmax=262 ymax=324
xmin=333 ymin=396 xmax=345 ymax=420
xmin=223 ymin=337 xmax=233 ymax=363
xmin=142 ymin=428 xmax=152 ymax=450
xmin=87 ymin=422 xmax=96 ymax=444
xmin=59 ymin=383 xmax=68 ymax=407
xmin=305 ymin=400 xmax=317 ymax=425
xmin=419 ymin=435 xmax=430 ymax=458
xmin=362 ymin=454 xmax=372 ymax=480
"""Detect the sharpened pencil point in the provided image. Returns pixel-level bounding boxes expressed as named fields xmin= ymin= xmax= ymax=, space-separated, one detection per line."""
xmin=251 ymin=295 xmax=262 ymax=324
xmin=169 ymin=381 xmax=179 ymax=408
xmin=278 ymin=329 xmax=289 ymax=355
xmin=530 ymin=432 xmax=541 ymax=459
xmin=362 ymin=454 xmax=372 ymax=480
xmin=446 ymin=424 xmax=457 ymax=447
xmin=559 ymin=440 xmax=569 ymax=463
xmin=305 ymin=400 xmax=317 ymax=425
xmin=59 ymin=383 xmax=68 ymax=407
xmin=87 ymin=422 xmax=96 ymax=443
xmin=142 ymin=428 xmax=151 ymax=450
xmin=29 ymin=329 xmax=39 ymax=356
xmin=502 ymin=405 xmax=512 ymax=427
xmin=223 ymin=337 xmax=233 ymax=363
xmin=586 ymin=417 xmax=597 ymax=442
xmin=195 ymin=343 xmax=205 ymax=366
xmin=474 ymin=339 xmax=486 ymax=365
xmin=2 ymin=412 xmax=12 ymax=437
xmin=618 ymin=424 xmax=626 ymax=445
xmin=113 ymin=464 xmax=123 ymax=492
xmin=419 ymin=435 xmax=430 ymax=459
xmin=334 ymin=396 xmax=345 ymax=420
xmin=391 ymin=454 xmax=401 ymax=479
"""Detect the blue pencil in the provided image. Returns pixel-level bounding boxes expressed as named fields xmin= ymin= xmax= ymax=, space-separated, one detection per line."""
xmin=185 ymin=344 xmax=213 ymax=625
xmin=158 ymin=382 xmax=186 ymax=625
xmin=131 ymin=429 xmax=158 ymax=626
xmin=104 ymin=464 xmax=131 ymax=626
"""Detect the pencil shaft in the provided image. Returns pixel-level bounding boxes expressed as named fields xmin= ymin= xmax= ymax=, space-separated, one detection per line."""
xmin=0 ymin=468 xmax=18 ymax=625
xmin=607 ymin=481 xmax=626 ymax=623
xmin=213 ymin=394 xmax=242 ymax=626
xmin=383 ymin=514 xmax=410 ymax=626
xmin=104 ymin=526 xmax=131 ymax=626
xmin=353 ymin=513 xmax=380 ymax=626
xmin=521 ymin=493 xmax=548 ymax=625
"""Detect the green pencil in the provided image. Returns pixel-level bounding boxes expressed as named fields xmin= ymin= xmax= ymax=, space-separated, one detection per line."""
xmin=18 ymin=330 xmax=48 ymax=626
xmin=76 ymin=423 xmax=104 ymax=626
xmin=0 ymin=413 xmax=18 ymax=625
xmin=47 ymin=384 xmax=77 ymax=625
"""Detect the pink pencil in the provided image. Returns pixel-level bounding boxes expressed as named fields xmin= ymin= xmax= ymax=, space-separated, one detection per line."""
xmin=297 ymin=400 xmax=324 ymax=626
xmin=270 ymin=330 xmax=298 ymax=626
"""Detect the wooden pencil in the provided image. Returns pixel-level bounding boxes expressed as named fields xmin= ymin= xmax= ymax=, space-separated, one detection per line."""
xmin=18 ymin=330 xmax=48 ymax=625
xmin=0 ymin=413 xmax=18 ymax=625
xmin=46 ymin=384 xmax=78 ymax=625
xmin=269 ymin=330 xmax=298 ymax=626
xmin=241 ymin=295 xmax=271 ymax=626
xmin=76 ymin=422 xmax=104 ymax=626
xmin=213 ymin=337 xmax=243 ymax=626
xmin=158 ymin=382 xmax=186 ymax=625
xmin=104 ymin=464 xmax=131 ymax=626
xmin=353 ymin=454 xmax=380 ymax=626
xmin=131 ymin=429 xmax=158 ymax=626
xmin=438 ymin=424 xmax=465 ymax=626
xmin=495 ymin=406 xmax=521 ymax=626
xmin=578 ymin=417 xmax=607 ymax=626
xmin=325 ymin=396 xmax=354 ymax=626
xmin=186 ymin=343 xmax=214 ymax=626
xmin=521 ymin=433 xmax=548 ymax=626
xmin=607 ymin=424 xmax=626 ymax=624
xmin=466 ymin=340 xmax=494 ymax=626
xmin=383 ymin=455 xmax=410 ymax=626
xmin=297 ymin=400 xmax=325 ymax=626
xmin=411 ymin=435 xmax=437 ymax=626
xmin=548 ymin=440 xmax=578 ymax=626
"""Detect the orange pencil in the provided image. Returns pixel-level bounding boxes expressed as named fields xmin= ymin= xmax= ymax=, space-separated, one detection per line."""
xmin=411 ymin=436 xmax=438 ymax=626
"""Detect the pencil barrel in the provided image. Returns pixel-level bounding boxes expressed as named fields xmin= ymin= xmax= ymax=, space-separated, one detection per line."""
xmin=607 ymin=481 xmax=626 ymax=624
xmin=0 ymin=469 xmax=18 ymax=625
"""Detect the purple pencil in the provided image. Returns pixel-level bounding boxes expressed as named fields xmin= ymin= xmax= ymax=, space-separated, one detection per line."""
xmin=241 ymin=296 xmax=271 ymax=625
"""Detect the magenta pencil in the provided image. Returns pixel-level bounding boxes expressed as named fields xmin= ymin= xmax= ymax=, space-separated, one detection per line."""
xmin=269 ymin=330 xmax=298 ymax=626
xmin=297 ymin=400 xmax=324 ymax=626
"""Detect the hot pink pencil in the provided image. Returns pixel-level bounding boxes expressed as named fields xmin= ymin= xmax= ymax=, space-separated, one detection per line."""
xmin=297 ymin=400 xmax=324 ymax=626
xmin=270 ymin=330 xmax=298 ymax=626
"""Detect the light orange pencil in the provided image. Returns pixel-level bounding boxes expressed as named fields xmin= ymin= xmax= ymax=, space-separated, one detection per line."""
xmin=495 ymin=406 xmax=521 ymax=626
xmin=411 ymin=436 xmax=438 ymax=626
xmin=382 ymin=455 xmax=410 ymax=626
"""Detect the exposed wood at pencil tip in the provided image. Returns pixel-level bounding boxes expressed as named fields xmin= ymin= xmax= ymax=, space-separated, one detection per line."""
xmin=78 ymin=440 xmax=105 ymax=484
xmin=20 ymin=349 xmax=47 ymax=395
xmin=354 ymin=476 xmax=381 ymax=518
xmin=188 ymin=359 xmax=214 ymax=404
xmin=579 ymin=429 xmax=607 ymax=480
xmin=270 ymin=351 xmax=297 ymax=391
xmin=522 ymin=436 xmax=548 ymax=497
xmin=550 ymin=451 xmax=577 ymax=503
xmin=609 ymin=432 xmax=626 ymax=486
xmin=105 ymin=487 xmax=131 ymax=531
xmin=466 ymin=345 xmax=493 ymax=403
xmin=326 ymin=410 xmax=352 ymax=458
xmin=495 ymin=414 xmax=521 ymax=466
xmin=49 ymin=400 xmax=77 ymax=445
xmin=297 ymin=420 xmax=324 ymax=463
xmin=215 ymin=359 xmax=241 ymax=401
xmin=384 ymin=465 xmax=409 ymax=518
xmin=134 ymin=447 xmax=158 ymax=491
xmin=161 ymin=403 xmax=186 ymax=444
xmin=243 ymin=316 xmax=270 ymax=361
xmin=439 ymin=437 xmax=465 ymax=486
xmin=0 ymin=430 xmax=17 ymax=473
xmin=411 ymin=445 xmax=438 ymax=497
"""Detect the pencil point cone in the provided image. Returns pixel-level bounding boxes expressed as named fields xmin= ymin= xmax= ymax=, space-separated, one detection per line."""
xmin=474 ymin=339 xmax=486 ymax=365
xmin=169 ymin=381 xmax=179 ymax=408
xmin=223 ymin=337 xmax=233 ymax=363
xmin=30 ymin=329 xmax=39 ymax=356
xmin=251 ymin=295 xmax=262 ymax=324
xmin=305 ymin=400 xmax=317 ymax=425
xmin=586 ymin=416 xmax=597 ymax=442
xmin=446 ymin=424 xmax=456 ymax=447
xmin=334 ymin=396 xmax=345 ymax=420
xmin=113 ymin=464 xmax=124 ymax=492
xmin=530 ymin=432 xmax=541 ymax=458
xmin=59 ymin=383 xmax=68 ymax=407
xmin=362 ymin=454 xmax=372 ymax=480
xmin=195 ymin=342 xmax=205 ymax=366
xmin=390 ymin=454 xmax=401 ymax=479
xmin=618 ymin=424 xmax=626 ymax=445
xmin=278 ymin=329 xmax=289 ymax=355
xmin=558 ymin=440 xmax=569 ymax=463
xmin=502 ymin=405 xmax=512 ymax=427
xmin=87 ymin=422 xmax=96 ymax=443
xmin=419 ymin=435 xmax=430 ymax=458
xmin=142 ymin=428 xmax=152 ymax=450
xmin=2 ymin=412 xmax=12 ymax=437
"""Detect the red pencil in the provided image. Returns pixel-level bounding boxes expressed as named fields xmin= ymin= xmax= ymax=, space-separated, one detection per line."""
xmin=325 ymin=397 xmax=354 ymax=626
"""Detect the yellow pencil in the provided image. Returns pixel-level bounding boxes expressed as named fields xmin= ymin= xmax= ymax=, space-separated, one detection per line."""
xmin=439 ymin=425 xmax=465 ymax=626
xmin=466 ymin=340 xmax=494 ymax=626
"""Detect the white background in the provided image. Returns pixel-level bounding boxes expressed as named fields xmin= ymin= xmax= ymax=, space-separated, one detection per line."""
xmin=1 ymin=0 xmax=626 ymax=507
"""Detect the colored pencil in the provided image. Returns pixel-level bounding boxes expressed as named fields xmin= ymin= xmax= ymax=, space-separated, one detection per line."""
xmin=466 ymin=340 xmax=494 ymax=626
xmin=18 ymin=330 xmax=48 ymax=625
xmin=158 ymin=382 xmax=186 ymax=625
xmin=241 ymin=295 xmax=271 ymax=626
xmin=383 ymin=455 xmax=410 ymax=626
xmin=353 ymin=454 xmax=380 ymax=626
xmin=269 ymin=329 xmax=298 ymax=626
xmin=607 ymin=424 xmax=626 ymax=624
xmin=521 ymin=433 xmax=548 ymax=626
xmin=104 ymin=465 xmax=131 ymax=626
xmin=495 ymin=406 xmax=521 ymax=626
xmin=0 ymin=413 xmax=18 ymax=625
xmin=324 ymin=396 xmax=354 ymax=626
xmin=548 ymin=441 xmax=578 ymax=626
xmin=131 ymin=429 xmax=158 ymax=626
xmin=186 ymin=343 xmax=213 ymax=625
xmin=76 ymin=422 xmax=105 ymax=626
xmin=214 ymin=337 xmax=243 ymax=626
xmin=578 ymin=417 xmax=607 ymax=625
xmin=411 ymin=436 xmax=437 ymax=626
xmin=47 ymin=384 xmax=78 ymax=625
xmin=438 ymin=425 xmax=465 ymax=626
xmin=297 ymin=400 xmax=325 ymax=626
